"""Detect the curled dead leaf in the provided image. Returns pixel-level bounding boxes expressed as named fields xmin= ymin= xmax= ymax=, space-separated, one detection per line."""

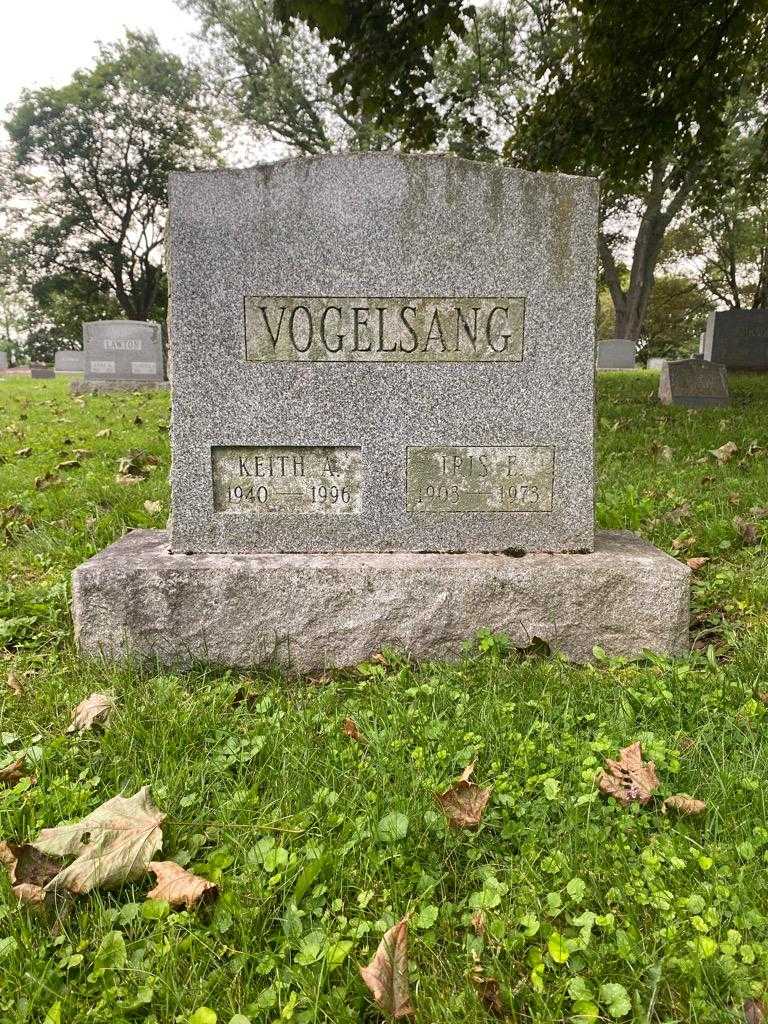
xmin=5 ymin=670 xmax=22 ymax=696
xmin=147 ymin=861 xmax=218 ymax=909
xmin=471 ymin=974 xmax=504 ymax=1018
xmin=342 ymin=718 xmax=365 ymax=743
xmin=733 ymin=517 xmax=760 ymax=545
xmin=744 ymin=997 xmax=767 ymax=1024
xmin=435 ymin=762 xmax=491 ymax=828
xmin=95 ymin=428 xmax=111 ymax=438
xmin=598 ymin=742 xmax=660 ymax=806
xmin=710 ymin=441 xmax=738 ymax=464
xmin=66 ymin=692 xmax=114 ymax=733
xmin=360 ymin=916 xmax=414 ymax=1019
xmin=686 ymin=557 xmax=710 ymax=571
xmin=662 ymin=794 xmax=707 ymax=816
xmin=32 ymin=786 xmax=165 ymax=894
xmin=143 ymin=500 xmax=163 ymax=516
xmin=0 ymin=756 xmax=32 ymax=787
xmin=470 ymin=910 xmax=486 ymax=936
xmin=15 ymin=447 xmax=32 ymax=458
xmin=56 ymin=459 xmax=80 ymax=471
xmin=34 ymin=471 xmax=62 ymax=491
xmin=0 ymin=841 xmax=61 ymax=903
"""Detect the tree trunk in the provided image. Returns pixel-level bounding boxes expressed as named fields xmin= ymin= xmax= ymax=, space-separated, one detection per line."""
xmin=599 ymin=163 xmax=697 ymax=342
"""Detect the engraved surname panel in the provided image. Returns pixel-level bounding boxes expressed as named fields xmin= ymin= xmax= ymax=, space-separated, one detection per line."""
xmin=245 ymin=296 xmax=525 ymax=363
xmin=407 ymin=446 xmax=555 ymax=513
xmin=90 ymin=359 xmax=116 ymax=375
xmin=212 ymin=446 xmax=362 ymax=514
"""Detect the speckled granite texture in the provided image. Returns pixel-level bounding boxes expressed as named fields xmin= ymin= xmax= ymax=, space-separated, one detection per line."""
xmin=703 ymin=309 xmax=768 ymax=370
xmin=83 ymin=320 xmax=165 ymax=382
xmin=72 ymin=529 xmax=690 ymax=671
xmin=168 ymin=154 xmax=599 ymax=553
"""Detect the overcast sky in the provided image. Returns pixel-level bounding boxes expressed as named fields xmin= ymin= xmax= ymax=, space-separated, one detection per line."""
xmin=0 ymin=0 xmax=199 ymax=119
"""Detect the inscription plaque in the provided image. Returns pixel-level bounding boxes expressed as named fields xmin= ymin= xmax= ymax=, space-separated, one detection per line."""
xmin=245 ymin=296 xmax=525 ymax=363
xmin=132 ymin=361 xmax=158 ymax=375
xmin=212 ymin=446 xmax=362 ymax=514
xmin=90 ymin=360 xmax=116 ymax=374
xmin=406 ymin=446 xmax=555 ymax=513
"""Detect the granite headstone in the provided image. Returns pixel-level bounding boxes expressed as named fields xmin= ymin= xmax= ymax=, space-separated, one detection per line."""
xmin=597 ymin=339 xmax=635 ymax=369
xmin=703 ymin=310 xmax=768 ymax=370
xmin=83 ymin=321 xmax=165 ymax=382
xmin=168 ymin=154 xmax=599 ymax=554
xmin=0 ymin=352 xmax=8 ymax=371
xmin=647 ymin=357 xmax=666 ymax=371
xmin=54 ymin=349 xmax=84 ymax=373
xmin=30 ymin=364 xmax=54 ymax=379
xmin=659 ymin=358 xmax=730 ymax=408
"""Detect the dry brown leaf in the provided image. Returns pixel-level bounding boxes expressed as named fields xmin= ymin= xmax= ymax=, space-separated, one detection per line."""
xmin=470 ymin=910 xmax=486 ymax=936
xmin=749 ymin=506 xmax=768 ymax=519
xmin=359 ymin=916 xmax=414 ymax=1019
xmin=34 ymin=471 xmax=62 ymax=491
xmin=744 ymin=998 xmax=766 ymax=1024
xmin=147 ymin=861 xmax=218 ymax=909
xmin=686 ymin=557 xmax=710 ymax=571
xmin=15 ymin=447 xmax=31 ymax=458
xmin=663 ymin=503 xmax=691 ymax=524
xmin=0 ymin=757 xmax=29 ymax=787
xmin=5 ymin=670 xmax=22 ymax=696
xmin=733 ymin=517 xmax=760 ymax=545
xmin=598 ymin=742 xmax=660 ymax=806
xmin=662 ymin=794 xmax=707 ymax=816
xmin=342 ymin=718 xmax=365 ymax=743
xmin=435 ymin=762 xmax=492 ymax=828
xmin=0 ymin=840 xmax=61 ymax=903
xmin=95 ymin=428 xmax=111 ymax=438
xmin=710 ymin=441 xmax=738 ymax=464
xmin=32 ymin=786 xmax=165 ymax=894
xmin=66 ymin=692 xmax=114 ymax=733
xmin=472 ymin=976 xmax=504 ymax=1018
xmin=56 ymin=459 xmax=80 ymax=471
xmin=115 ymin=473 xmax=143 ymax=486
xmin=143 ymin=500 xmax=163 ymax=516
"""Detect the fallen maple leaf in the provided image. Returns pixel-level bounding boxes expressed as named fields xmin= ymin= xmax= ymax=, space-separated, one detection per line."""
xmin=598 ymin=742 xmax=660 ymax=806
xmin=360 ymin=916 xmax=414 ymax=1019
xmin=0 ymin=841 xmax=60 ymax=903
xmin=471 ymin=973 xmax=504 ymax=1018
xmin=662 ymin=794 xmax=707 ymax=816
xmin=342 ymin=718 xmax=365 ymax=743
xmin=147 ymin=861 xmax=218 ymax=909
xmin=436 ymin=762 xmax=492 ymax=828
xmin=686 ymin=557 xmax=710 ymax=571
xmin=710 ymin=441 xmax=738 ymax=464
xmin=66 ymin=692 xmax=114 ymax=733
xmin=32 ymin=786 xmax=165 ymax=894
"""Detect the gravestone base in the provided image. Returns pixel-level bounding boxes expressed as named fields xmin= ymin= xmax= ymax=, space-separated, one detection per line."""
xmin=71 ymin=379 xmax=170 ymax=396
xmin=72 ymin=529 xmax=690 ymax=672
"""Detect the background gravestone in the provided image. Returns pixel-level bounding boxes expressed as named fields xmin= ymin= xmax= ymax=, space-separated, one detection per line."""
xmin=597 ymin=339 xmax=635 ymax=369
xmin=82 ymin=321 xmax=166 ymax=383
xmin=659 ymin=358 xmax=729 ymax=407
xmin=30 ymin=364 xmax=54 ymax=379
xmin=647 ymin=357 xmax=666 ymax=371
xmin=54 ymin=349 xmax=84 ymax=373
xmin=169 ymin=154 xmax=598 ymax=554
xmin=0 ymin=352 xmax=8 ymax=371
xmin=703 ymin=309 xmax=768 ymax=370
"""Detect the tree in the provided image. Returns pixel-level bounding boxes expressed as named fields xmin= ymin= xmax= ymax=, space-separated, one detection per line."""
xmin=274 ymin=0 xmax=768 ymax=344
xmin=182 ymin=0 xmax=395 ymax=154
xmin=512 ymin=2 xmax=768 ymax=343
xmin=274 ymin=0 xmax=474 ymax=149
xmin=5 ymin=32 xmax=219 ymax=323
xmin=664 ymin=133 xmax=768 ymax=311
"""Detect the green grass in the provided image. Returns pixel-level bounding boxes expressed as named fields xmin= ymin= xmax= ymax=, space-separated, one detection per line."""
xmin=0 ymin=372 xmax=767 ymax=1024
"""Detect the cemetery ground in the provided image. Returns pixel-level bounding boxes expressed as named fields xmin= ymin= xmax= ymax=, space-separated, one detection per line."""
xmin=0 ymin=375 xmax=767 ymax=1024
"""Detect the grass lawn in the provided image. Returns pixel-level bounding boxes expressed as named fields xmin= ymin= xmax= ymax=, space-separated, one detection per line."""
xmin=1 ymin=371 xmax=767 ymax=1024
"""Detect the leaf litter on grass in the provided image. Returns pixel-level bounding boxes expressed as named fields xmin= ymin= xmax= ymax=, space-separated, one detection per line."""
xmin=435 ymin=761 xmax=491 ymax=827
xmin=359 ymin=915 xmax=414 ymax=1019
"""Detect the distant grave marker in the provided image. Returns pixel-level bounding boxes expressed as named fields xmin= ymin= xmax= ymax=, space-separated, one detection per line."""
xmin=659 ymin=358 xmax=729 ymax=408
xmin=703 ymin=310 xmax=768 ymax=370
